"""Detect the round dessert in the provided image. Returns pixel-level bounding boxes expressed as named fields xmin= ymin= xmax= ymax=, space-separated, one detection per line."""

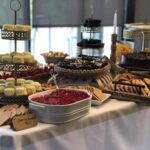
xmin=0 ymin=79 xmax=6 ymax=84
xmin=24 ymin=80 xmax=34 ymax=84
xmin=23 ymin=84 xmax=36 ymax=95
xmin=16 ymin=78 xmax=25 ymax=85
xmin=6 ymin=78 xmax=15 ymax=86
xmin=24 ymin=55 xmax=34 ymax=63
xmin=13 ymin=55 xmax=24 ymax=64
xmin=0 ymin=86 xmax=4 ymax=94
xmin=1 ymin=55 xmax=12 ymax=63
xmin=31 ymin=82 xmax=42 ymax=92
xmin=121 ymin=53 xmax=150 ymax=69
xmin=30 ymin=89 xmax=90 ymax=105
xmin=4 ymin=88 xmax=15 ymax=96
xmin=15 ymin=86 xmax=28 ymax=96
xmin=2 ymin=24 xmax=15 ymax=31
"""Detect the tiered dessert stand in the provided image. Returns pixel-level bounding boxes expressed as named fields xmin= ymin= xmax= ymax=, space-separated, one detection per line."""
xmin=77 ymin=19 xmax=104 ymax=57
xmin=0 ymin=0 xmax=35 ymax=105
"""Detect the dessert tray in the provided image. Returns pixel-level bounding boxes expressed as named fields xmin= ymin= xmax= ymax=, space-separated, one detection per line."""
xmin=41 ymin=51 xmax=68 ymax=64
xmin=104 ymin=73 xmax=150 ymax=104
xmin=55 ymin=56 xmax=111 ymax=77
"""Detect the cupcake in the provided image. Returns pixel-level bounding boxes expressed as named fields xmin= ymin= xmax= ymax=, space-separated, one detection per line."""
xmin=15 ymin=86 xmax=28 ymax=96
xmin=6 ymin=78 xmax=15 ymax=86
xmin=2 ymin=55 xmax=12 ymax=63
xmin=23 ymin=25 xmax=31 ymax=32
xmin=4 ymin=88 xmax=15 ymax=96
xmin=14 ymin=25 xmax=24 ymax=31
xmin=24 ymin=84 xmax=36 ymax=95
xmin=16 ymin=78 xmax=25 ymax=85
xmin=24 ymin=80 xmax=34 ymax=84
xmin=13 ymin=55 xmax=24 ymax=64
xmin=3 ymin=24 xmax=15 ymax=31
xmin=0 ymin=79 xmax=6 ymax=84
xmin=31 ymin=82 xmax=42 ymax=92
xmin=24 ymin=55 xmax=34 ymax=63
xmin=0 ymin=86 xmax=4 ymax=94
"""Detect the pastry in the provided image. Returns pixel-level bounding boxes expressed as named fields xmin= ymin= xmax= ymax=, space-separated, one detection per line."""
xmin=23 ymin=25 xmax=32 ymax=32
xmin=2 ymin=24 xmax=15 ymax=31
xmin=143 ymin=78 xmax=150 ymax=87
xmin=0 ymin=86 xmax=4 ymax=94
xmin=1 ymin=55 xmax=12 ymax=63
xmin=31 ymin=82 xmax=42 ymax=92
xmin=15 ymin=25 xmax=31 ymax=32
xmin=6 ymin=78 xmax=15 ymax=87
xmin=24 ymin=84 xmax=36 ymax=95
xmin=16 ymin=78 xmax=25 ymax=85
xmin=15 ymin=86 xmax=28 ymax=96
xmin=4 ymin=88 xmax=15 ymax=96
xmin=0 ymin=79 xmax=6 ymax=84
xmin=13 ymin=55 xmax=24 ymax=64
xmin=24 ymin=55 xmax=34 ymax=63
xmin=24 ymin=80 xmax=34 ymax=84
xmin=10 ymin=52 xmax=22 ymax=56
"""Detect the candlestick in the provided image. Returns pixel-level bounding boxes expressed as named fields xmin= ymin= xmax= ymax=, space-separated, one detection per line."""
xmin=113 ymin=10 xmax=117 ymax=34
xmin=110 ymin=33 xmax=117 ymax=63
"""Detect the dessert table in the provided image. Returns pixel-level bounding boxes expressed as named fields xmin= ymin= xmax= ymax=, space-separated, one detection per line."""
xmin=0 ymin=99 xmax=150 ymax=150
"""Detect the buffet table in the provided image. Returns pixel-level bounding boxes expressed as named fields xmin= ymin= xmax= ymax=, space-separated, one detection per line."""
xmin=0 ymin=99 xmax=150 ymax=150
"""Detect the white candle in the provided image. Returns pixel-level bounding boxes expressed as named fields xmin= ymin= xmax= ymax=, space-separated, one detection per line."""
xmin=113 ymin=10 xmax=117 ymax=34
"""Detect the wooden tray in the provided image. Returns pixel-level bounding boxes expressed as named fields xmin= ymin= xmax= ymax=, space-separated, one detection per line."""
xmin=104 ymin=89 xmax=150 ymax=104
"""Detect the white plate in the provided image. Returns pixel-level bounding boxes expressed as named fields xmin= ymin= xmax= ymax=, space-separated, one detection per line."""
xmin=91 ymin=93 xmax=111 ymax=106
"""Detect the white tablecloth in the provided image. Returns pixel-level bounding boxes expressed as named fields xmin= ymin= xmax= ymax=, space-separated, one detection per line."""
xmin=0 ymin=99 xmax=149 ymax=150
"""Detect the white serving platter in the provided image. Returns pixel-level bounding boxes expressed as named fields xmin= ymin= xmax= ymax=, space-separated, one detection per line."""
xmin=91 ymin=93 xmax=111 ymax=106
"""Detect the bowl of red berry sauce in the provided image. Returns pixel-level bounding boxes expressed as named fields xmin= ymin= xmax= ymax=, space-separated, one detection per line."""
xmin=28 ymin=88 xmax=92 ymax=123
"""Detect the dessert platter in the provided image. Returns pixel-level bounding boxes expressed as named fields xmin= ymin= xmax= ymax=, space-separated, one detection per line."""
xmin=55 ymin=56 xmax=111 ymax=78
xmin=103 ymin=73 xmax=150 ymax=104
xmin=41 ymin=51 xmax=68 ymax=64
xmin=0 ymin=77 xmax=42 ymax=105
xmin=0 ymin=104 xmax=29 ymax=126
xmin=0 ymin=0 xmax=43 ymax=106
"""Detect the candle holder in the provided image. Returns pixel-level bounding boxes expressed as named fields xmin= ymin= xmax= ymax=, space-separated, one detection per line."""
xmin=110 ymin=33 xmax=117 ymax=63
